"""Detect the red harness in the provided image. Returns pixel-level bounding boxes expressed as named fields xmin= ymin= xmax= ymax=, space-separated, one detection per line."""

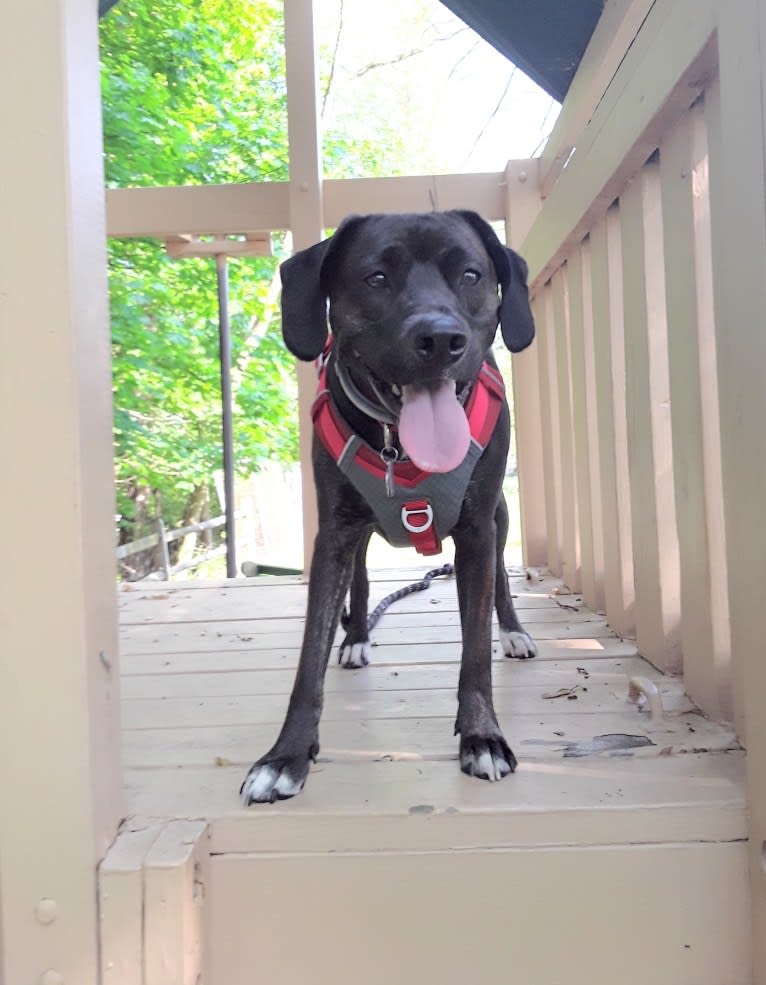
xmin=312 ymin=348 xmax=505 ymax=555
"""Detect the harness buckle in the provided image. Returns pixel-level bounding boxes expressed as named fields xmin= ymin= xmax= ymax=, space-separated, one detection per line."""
xmin=401 ymin=502 xmax=434 ymax=534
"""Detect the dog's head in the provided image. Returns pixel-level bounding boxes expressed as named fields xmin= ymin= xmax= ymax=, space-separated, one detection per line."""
xmin=280 ymin=210 xmax=534 ymax=362
xmin=280 ymin=210 xmax=535 ymax=471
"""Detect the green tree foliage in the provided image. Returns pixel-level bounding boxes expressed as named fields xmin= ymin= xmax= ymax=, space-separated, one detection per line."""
xmin=101 ymin=0 xmax=297 ymax=537
xmin=101 ymin=0 xmax=464 ymax=547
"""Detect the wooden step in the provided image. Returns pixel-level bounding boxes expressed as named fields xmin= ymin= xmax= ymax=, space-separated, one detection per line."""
xmin=117 ymin=573 xmax=749 ymax=985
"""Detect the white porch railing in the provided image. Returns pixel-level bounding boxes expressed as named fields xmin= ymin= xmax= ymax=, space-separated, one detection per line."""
xmin=512 ymin=0 xmax=766 ymax=975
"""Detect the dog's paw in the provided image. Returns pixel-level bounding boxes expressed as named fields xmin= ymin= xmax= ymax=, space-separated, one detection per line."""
xmin=240 ymin=753 xmax=312 ymax=806
xmin=499 ymin=628 xmax=538 ymax=660
xmin=338 ymin=639 xmax=372 ymax=669
xmin=459 ymin=734 xmax=517 ymax=781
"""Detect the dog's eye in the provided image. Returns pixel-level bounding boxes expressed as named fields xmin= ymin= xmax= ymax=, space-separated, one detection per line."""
xmin=365 ymin=272 xmax=387 ymax=289
xmin=462 ymin=269 xmax=481 ymax=285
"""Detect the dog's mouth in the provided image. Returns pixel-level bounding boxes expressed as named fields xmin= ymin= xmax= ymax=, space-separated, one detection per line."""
xmin=344 ymin=357 xmax=474 ymax=474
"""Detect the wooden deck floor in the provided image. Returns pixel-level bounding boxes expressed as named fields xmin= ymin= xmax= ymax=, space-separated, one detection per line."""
xmin=117 ymin=567 xmax=750 ymax=984
xmin=119 ymin=566 xmax=744 ymax=840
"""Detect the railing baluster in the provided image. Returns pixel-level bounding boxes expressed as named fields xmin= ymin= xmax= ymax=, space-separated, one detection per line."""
xmin=659 ymin=96 xmax=731 ymax=719
xmin=513 ymin=297 xmax=548 ymax=568
xmin=567 ymin=241 xmax=603 ymax=610
xmin=536 ymin=285 xmax=563 ymax=577
xmin=589 ymin=206 xmax=635 ymax=638
xmin=551 ymin=266 xmax=581 ymax=590
xmin=620 ymin=158 xmax=682 ymax=673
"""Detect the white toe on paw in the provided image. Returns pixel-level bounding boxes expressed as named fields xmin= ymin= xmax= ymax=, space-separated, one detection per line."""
xmin=241 ymin=765 xmax=277 ymax=805
xmin=273 ymin=771 xmax=303 ymax=798
xmin=474 ymin=749 xmax=512 ymax=781
xmin=241 ymin=765 xmax=303 ymax=805
xmin=463 ymin=744 xmax=514 ymax=781
xmin=340 ymin=640 xmax=371 ymax=668
xmin=500 ymin=629 xmax=538 ymax=659
xmin=476 ymin=750 xmax=496 ymax=781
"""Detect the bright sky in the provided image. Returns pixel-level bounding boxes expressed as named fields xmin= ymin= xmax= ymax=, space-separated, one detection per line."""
xmin=316 ymin=0 xmax=561 ymax=175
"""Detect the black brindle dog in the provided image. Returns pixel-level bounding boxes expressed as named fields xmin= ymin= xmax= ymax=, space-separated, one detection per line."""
xmin=241 ymin=210 xmax=537 ymax=805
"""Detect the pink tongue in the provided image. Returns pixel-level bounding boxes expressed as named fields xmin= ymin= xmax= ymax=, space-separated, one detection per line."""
xmin=399 ymin=379 xmax=471 ymax=473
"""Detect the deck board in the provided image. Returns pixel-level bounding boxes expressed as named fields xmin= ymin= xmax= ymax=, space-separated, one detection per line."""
xmin=119 ymin=568 xmax=744 ymax=854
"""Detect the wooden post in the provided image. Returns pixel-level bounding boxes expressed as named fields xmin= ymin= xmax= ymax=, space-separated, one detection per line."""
xmin=0 ymin=0 xmax=122 ymax=982
xmin=658 ymin=97 xmax=731 ymax=721
xmin=511 ymin=329 xmax=548 ymax=568
xmin=567 ymin=241 xmax=604 ymax=610
xmin=708 ymin=0 xmax=766 ymax=975
xmin=156 ymin=518 xmax=172 ymax=580
xmin=589 ymin=207 xmax=636 ymax=638
xmin=284 ymin=0 xmax=324 ymax=573
xmin=506 ymin=162 xmax=547 ymax=567
xmin=551 ymin=266 xmax=582 ymax=590
xmin=620 ymin=159 xmax=682 ymax=673
xmin=535 ymin=287 xmax=564 ymax=576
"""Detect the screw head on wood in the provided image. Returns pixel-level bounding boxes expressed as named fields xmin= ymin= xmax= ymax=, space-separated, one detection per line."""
xmin=39 ymin=971 xmax=64 ymax=985
xmin=35 ymin=898 xmax=58 ymax=925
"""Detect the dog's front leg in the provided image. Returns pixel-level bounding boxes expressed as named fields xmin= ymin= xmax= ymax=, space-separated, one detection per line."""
xmin=453 ymin=520 xmax=517 ymax=782
xmin=494 ymin=495 xmax=538 ymax=660
xmin=240 ymin=523 xmax=362 ymax=805
xmin=338 ymin=528 xmax=373 ymax=668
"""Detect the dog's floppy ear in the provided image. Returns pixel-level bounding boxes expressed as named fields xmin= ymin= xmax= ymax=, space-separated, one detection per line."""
xmin=280 ymin=215 xmax=363 ymax=361
xmin=280 ymin=237 xmax=332 ymax=362
xmin=452 ymin=209 xmax=535 ymax=353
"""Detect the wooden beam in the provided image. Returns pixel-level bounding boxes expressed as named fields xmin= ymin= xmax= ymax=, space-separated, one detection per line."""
xmin=708 ymin=0 xmax=766 ymax=974
xmin=658 ymin=96 xmax=730 ymax=720
xmin=107 ymin=181 xmax=291 ymax=239
xmin=536 ymin=287 xmax=563 ymax=576
xmin=551 ymin=266 xmax=581 ymax=591
xmin=524 ymin=0 xmax=718 ymax=294
xmin=0 ymin=0 xmax=122 ymax=982
xmin=324 ymin=172 xmax=508 ymax=226
xmin=512 ymin=330 xmax=547 ymax=568
xmin=506 ymin=163 xmax=546 ymax=567
xmin=567 ymin=242 xmax=602 ymax=610
xmin=106 ymin=173 xmax=508 ymax=241
xmin=589 ymin=207 xmax=635 ymax=638
xmin=165 ymin=233 xmax=272 ymax=259
xmin=504 ymin=160 xmax=543 ymax=251
xmin=284 ymin=0 xmax=324 ymax=572
xmin=143 ymin=821 xmax=207 ymax=985
xmin=99 ymin=824 xmax=163 ymax=985
xmin=620 ymin=159 xmax=682 ymax=673
xmin=538 ymin=0 xmax=657 ymax=197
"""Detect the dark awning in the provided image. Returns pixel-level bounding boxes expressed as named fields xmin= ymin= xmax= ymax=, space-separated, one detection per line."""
xmin=439 ymin=0 xmax=604 ymax=102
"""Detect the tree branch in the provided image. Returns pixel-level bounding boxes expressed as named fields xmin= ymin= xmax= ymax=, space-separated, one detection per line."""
xmin=231 ymin=234 xmax=292 ymax=392
xmin=353 ymin=27 xmax=469 ymax=79
xmin=322 ymin=0 xmax=345 ymax=118
xmin=464 ymin=68 xmax=517 ymax=164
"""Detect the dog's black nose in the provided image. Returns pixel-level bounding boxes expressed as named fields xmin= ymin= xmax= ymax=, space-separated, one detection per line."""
xmin=410 ymin=315 xmax=468 ymax=363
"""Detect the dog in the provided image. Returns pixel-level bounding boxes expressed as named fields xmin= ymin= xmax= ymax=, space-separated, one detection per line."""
xmin=241 ymin=209 xmax=537 ymax=805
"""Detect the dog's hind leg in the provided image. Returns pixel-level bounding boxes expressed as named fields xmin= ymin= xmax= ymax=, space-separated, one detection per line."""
xmin=494 ymin=494 xmax=538 ymax=660
xmin=241 ymin=521 xmax=365 ymax=804
xmin=453 ymin=517 xmax=517 ymax=782
xmin=338 ymin=527 xmax=374 ymax=668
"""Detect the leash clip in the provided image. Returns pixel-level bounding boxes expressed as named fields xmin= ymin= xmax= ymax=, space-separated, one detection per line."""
xmin=381 ymin=425 xmax=398 ymax=497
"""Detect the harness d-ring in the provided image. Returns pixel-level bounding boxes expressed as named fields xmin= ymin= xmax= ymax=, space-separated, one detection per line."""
xmin=401 ymin=502 xmax=434 ymax=533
